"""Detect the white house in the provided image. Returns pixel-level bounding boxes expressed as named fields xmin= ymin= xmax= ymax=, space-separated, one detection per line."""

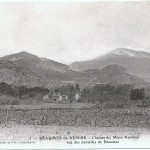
xmin=75 ymin=93 xmax=80 ymax=101
xmin=43 ymin=92 xmax=70 ymax=102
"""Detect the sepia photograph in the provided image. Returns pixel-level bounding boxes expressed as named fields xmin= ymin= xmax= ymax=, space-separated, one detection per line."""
xmin=0 ymin=0 xmax=150 ymax=149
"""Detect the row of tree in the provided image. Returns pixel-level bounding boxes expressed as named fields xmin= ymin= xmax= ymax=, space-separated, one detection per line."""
xmin=0 ymin=81 xmax=148 ymax=107
xmin=0 ymin=82 xmax=49 ymax=99
xmin=79 ymin=84 xmax=148 ymax=107
xmin=79 ymin=84 xmax=132 ymax=102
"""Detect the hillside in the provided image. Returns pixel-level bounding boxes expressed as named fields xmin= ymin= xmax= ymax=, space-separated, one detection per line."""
xmin=0 ymin=51 xmax=71 ymax=87
xmin=69 ymin=48 xmax=150 ymax=80
xmin=73 ymin=64 xmax=145 ymax=87
xmin=0 ymin=51 xmax=147 ymax=88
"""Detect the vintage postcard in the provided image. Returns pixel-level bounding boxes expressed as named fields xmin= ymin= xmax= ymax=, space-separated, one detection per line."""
xmin=0 ymin=0 xmax=150 ymax=149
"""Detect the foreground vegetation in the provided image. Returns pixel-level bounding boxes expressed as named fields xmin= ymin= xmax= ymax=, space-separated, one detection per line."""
xmin=0 ymin=108 xmax=150 ymax=128
xmin=0 ymin=82 xmax=150 ymax=108
xmin=0 ymin=82 xmax=150 ymax=128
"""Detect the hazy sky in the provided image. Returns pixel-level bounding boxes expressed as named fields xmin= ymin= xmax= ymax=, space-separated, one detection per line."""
xmin=0 ymin=1 xmax=150 ymax=64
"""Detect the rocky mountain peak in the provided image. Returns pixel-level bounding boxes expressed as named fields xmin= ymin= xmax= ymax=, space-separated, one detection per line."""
xmin=110 ymin=48 xmax=138 ymax=57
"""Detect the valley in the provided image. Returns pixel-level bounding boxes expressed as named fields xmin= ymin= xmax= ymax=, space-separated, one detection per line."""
xmin=0 ymin=49 xmax=150 ymax=128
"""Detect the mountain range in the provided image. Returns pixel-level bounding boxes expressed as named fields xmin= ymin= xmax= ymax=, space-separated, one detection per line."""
xmin=70 ymin=48 xmax=150 ymax=81
xmin=0 ymin=48 xmax=149 ymax=88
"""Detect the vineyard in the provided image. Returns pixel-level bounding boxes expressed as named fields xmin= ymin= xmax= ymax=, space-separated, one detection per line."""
xmin=0 ymin=108 xmax=150 ymax=128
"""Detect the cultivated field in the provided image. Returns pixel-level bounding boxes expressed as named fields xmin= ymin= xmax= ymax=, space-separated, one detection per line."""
xmin=0 ymin=107 xmax=150 ymax=149
xmin=0 ymin=102 xmax=95 ymax=110
xmin=0 ymin=107 xmax=150 ymax=127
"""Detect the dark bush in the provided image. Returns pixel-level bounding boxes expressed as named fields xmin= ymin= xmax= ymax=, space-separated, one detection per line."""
xmin=11 ymin=100 xmax=20 ymax=105
xmin=80 ymin=84 xmax=131 ymax=104
xmin=17 ymin=86 xmax=49 ymax=99
xmin=130 ymin=88 xmax=145 ymax=101
xmin=0 ymin=82 xmax=49 ymax=100
xmin=0 ymin=82 xmax=17 ymax=96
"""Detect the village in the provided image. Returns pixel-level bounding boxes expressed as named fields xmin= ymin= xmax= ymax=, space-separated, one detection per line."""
xmin=42 ymin=90 xmax=80 ymax=103
xmin=42 ymin=82 xmax=110 ymax=104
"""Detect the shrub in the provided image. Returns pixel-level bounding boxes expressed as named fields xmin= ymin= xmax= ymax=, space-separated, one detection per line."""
xmin=11 ymin=100 xmax=20 ymax=105
xmin=130 ymin=88 xmax=145 ymax=101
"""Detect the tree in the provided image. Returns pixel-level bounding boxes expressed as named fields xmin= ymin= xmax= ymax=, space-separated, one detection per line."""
xmin=70 ymin=84 xmax=74 ymax=91
xmin=80 ymin=88 xmax=91 ymax=102
xmin=11 ymin=100 xmax=20 ymax=105
xmin=54 ymin=89 xmax=59 ymax=93
xmin=0 ymin=82 xmax=8 ymax=94
xmin=68 ymin=85 xmax=74 ymax=107
xmin=68 ymin=92 xmax=74 ymax=107
xmin=75 ymin=83 xmax=80 ymax=92
xmin=18 ymin=86 xmax=26 ymax=99
xmin=130 ymin=88 xmax=145 ymax=105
